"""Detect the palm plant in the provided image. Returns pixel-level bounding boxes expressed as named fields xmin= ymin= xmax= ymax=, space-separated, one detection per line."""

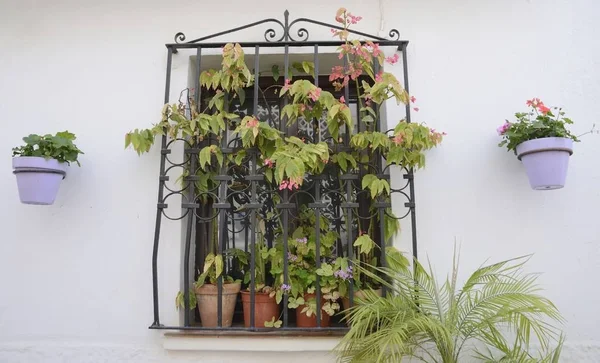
xmin=334 ymin=249 xmax=565 ymax=363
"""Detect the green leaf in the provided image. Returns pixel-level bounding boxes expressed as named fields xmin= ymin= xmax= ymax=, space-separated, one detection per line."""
xmin=215 ymin=254 xmax=224 ymax=278
xmin=362 ymin=174 xmax=378 ymax=190
xmin=236 ymin=87 xmax=246 ymax=106
xmin=353 ymin=234 xmax=375 ymax=255
xmin=199 ymin=146 xmax=212 ymax=170
xmin=271 ymin=65 xmax=280 ymax=81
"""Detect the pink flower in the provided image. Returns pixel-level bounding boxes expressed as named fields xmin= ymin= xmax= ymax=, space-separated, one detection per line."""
xmin=308 ymin=87 xmax=322 ymax=101
xmin=385 ymin=53 xmax=400 ymax=65
xmin=349 ymin=63 xmax=363 ymax=80
xmin=335 ymin=8 xmax=346 ymax=23
xmin=282 ymin=78 xmax=291 ymax=92
xmin=247 ymin=118 xmax=259 ymax=128
xmin=364 ymin=41 xmax=382 ymax=57
xmin=375 ymin=72 xmax=383 ymax=82
xmin=538 ymin=104 xmax=551 ymax=115
xmin=329 ymin=66 xmax=345 ymax=82
xmin=413 ymin=107 xmax=420 ymax=112
xmin=339 ymin=96 xmax=346 ymax=103
xmin=264 ymin=159 xmax=274 ymax=168
xmin=497 ymin=121 xmax=511 ymax=135
xmin=279 ymin=180 xmax=288 ymax=190
xmin=410 ymin=96 xmax=416 ymax=103
xmin=392 ymin=134 xmax=403 ymax=145
xmin=348 ymin=13 xmax=362 ymax=24
xmin=330 ymin=28 xmax=336 ymax=34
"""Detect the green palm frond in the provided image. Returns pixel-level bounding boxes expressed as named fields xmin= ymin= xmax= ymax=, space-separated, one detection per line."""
xmin=334 ymin=247 xmax=565 ymax=363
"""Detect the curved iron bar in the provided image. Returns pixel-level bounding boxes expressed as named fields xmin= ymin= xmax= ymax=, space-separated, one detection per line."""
xmin=287 ymin=17 xmax=399 ymax=42
xmin=174 ymin=18 xmax=286 ymax=44
xmin=173 ymin=10 xmax=403 ymax=46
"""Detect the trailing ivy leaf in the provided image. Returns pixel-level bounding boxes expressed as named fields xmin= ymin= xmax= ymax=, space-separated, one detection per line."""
xmin=271 ymin=64 xmax=280 ymax=81
xmin=199 ymin=146 xmax=212 ymax=170
xmin=215 ymin=254 xmax=224 ymax=278
xmin=362 ymin=174 xmax=378 ymax=190
xmin=316 ymin=263 xmax=334 ymax=276
xmin=214 ymin=147 xmax=224 ymax=167
xmin=353 ymin=234 xmax=376 ymax=255
xmin=236 ymin=87 xmax=246 ymax=106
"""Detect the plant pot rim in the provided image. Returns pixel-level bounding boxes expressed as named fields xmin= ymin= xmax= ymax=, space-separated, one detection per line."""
xmin=195 ymin=281 xmax=241 ymax=295
xmin=516 ymin=137 xmax=574 ymax=160
xmin=241 ymin=289 xmax=273 ymax=295
xmin=12 ymin=156 xmax=68 ymax=176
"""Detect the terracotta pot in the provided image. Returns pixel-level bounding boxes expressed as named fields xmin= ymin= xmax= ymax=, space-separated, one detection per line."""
xmin=341 ymin=288 xmax=383 ymax=311
xmin=295 ymin=293 xmax=331 ymax=328
xmin=194 ymin=282 xmax=241 ymax=327
xmin=241 ymin=290 xmax=280 ymax=328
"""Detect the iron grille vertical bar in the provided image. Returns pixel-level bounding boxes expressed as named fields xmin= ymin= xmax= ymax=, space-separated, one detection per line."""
xmin=216 ymin=94 xmax=230 ymax=328
xmin=401 ymin=44 xmax=418 ymax=261
xmin=281 ymin=43 xmax=290 ymax=328
xmin=314 ymin=178 xmax=322 ymax=327
xmin=282 ymin=191 xmax=289 ymax=328
xmin=150 ymin=46 xmax=174 ymax=327
xmin=343 ymin=56 xmax=351 ymax=144
xmin=346 ymin=179 xmax=354 ymax=308
xmin=312 ymin=43 xmax=322 ymax=328
xmin=195 ymin=48 xmax=202 ymax=109
xmin=183 ymin=148 xmax=197 ymax=326
xmin=282 ymin=45 xmax=289 ymax=135
xmin=249 ymin=45 xmax=261 ymax=329
xmin=378 ymin=206 xmax=387 ymax=297
xmin=312 ymin=44 xmax=319 ymax=141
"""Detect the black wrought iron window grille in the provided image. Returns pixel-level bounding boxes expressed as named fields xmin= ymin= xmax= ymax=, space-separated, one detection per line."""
xmin=148 ymin=10 xmax=421 ymax=333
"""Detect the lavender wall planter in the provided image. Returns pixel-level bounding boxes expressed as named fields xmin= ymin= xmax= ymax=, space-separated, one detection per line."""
xmin=516 ymin=137 xmax=573 ymax=190
xmin=12 ymin=156 xmax=67 ymax=205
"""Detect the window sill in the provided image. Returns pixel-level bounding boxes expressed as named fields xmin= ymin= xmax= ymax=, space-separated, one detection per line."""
xmin=163 ymin=331 xmax=344 ymax=352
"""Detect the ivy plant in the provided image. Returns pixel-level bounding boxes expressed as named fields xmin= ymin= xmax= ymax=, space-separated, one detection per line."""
xmin=12 ymin=131 xmax=84 ymax=165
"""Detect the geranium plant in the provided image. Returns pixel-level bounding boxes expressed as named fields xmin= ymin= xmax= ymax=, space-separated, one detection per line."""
xmin=497 ymin=98 xmax=579 ymax=153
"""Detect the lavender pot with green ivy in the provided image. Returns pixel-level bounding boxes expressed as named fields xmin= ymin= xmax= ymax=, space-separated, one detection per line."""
xmin=11 ymin=131 xmax=83 ymax=205
xmin=12 ymin=156 xmax=67 ymax=205
xmin=516 ymin=137 xmax=573 ymax=190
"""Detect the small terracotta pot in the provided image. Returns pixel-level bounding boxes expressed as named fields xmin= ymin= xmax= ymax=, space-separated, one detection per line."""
xmin=295 ymin=293 xmax=331 ymax=328
xmin=195 ymin=282 xmax=241 ymax=327
xmin=241 ymin=290 xmax=280 ymax=328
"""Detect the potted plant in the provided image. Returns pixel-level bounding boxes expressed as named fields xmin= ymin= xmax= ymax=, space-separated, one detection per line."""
xmin=271 ymin=206 xmax=343 ymax=328
xmin=339 ymin=239 xmax=409 ymax=314
xmin=176 ymin=250 xmax=243 ymax=328
xmin=497 ymin=98 xmax=579 ymax=190
xmin=233 ymin=218 xmax=281 ymax=328
xmin=335 ymin=249 xmax=565 ymax=362
xmin=12 ymin=131 xmax=83 ymax=205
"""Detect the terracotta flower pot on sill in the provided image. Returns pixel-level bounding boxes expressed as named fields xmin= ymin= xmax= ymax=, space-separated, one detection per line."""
xmin=194 ymin=282 xmax=241 ymax=328
xmin=295 ymin=293 xmax=331 ymax=328
xmin=241 ymin=290 xmax=280 ymax=328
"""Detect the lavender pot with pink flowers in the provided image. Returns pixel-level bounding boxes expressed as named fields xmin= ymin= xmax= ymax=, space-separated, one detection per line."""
xmin=498 ymin=98 xmax=580 ymax=190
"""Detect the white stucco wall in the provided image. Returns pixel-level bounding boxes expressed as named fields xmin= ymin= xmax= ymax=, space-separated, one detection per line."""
xmin=1 ymin=0 xmax=599 ymax=362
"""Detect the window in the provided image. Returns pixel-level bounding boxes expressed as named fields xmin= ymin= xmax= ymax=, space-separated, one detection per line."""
xmin=149 ymin=10 xmax=417 ymax=333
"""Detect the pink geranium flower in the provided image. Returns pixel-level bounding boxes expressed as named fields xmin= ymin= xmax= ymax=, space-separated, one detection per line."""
xmin=385 ymin=53 xmax=400 ymax=65
xmin=497 ymin=121 xmax=511 ymax=135
xmin=308 ymin=87 xmax=322 ymax=102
